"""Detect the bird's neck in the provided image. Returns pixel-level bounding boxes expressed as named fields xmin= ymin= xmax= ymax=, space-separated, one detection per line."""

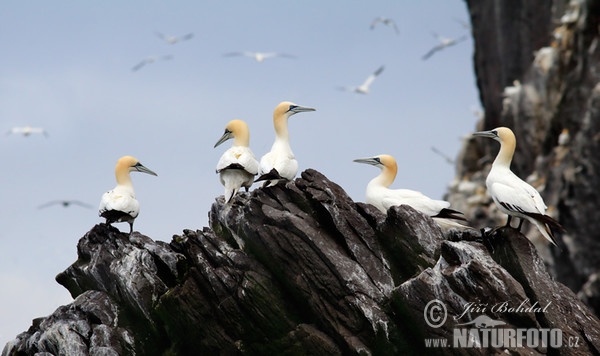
xmin=273 ymin=116 xmax=290 ymax=143
xmin=115 ymin=164 xmax=134 ymax=187
xmin=493 ymin=138 xmax=516 ymax=168
xmin=233 ymin=132 xmax=250 ymax=147
xmin=370 ymin=166 xmax=396 ymax=188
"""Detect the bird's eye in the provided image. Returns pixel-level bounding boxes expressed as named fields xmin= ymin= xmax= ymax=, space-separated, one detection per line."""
xmin=492 ymin=130 xmax=498 ymax=136
xmin=288 ymin=105 xmax=298 ymax=112
xmin=225 ymin=129 xmax=232 ymax=134
xmin=374 ymin=157 xmax=382 ymax=164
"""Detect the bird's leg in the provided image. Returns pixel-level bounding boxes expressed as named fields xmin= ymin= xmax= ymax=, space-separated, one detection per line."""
xmin=129 ymin=222 xmax=134 ymax=235
xmin=517 ymin=218 xmax=524 ymax=231
xmin=505 ymin=215 xmax=513 ymax=228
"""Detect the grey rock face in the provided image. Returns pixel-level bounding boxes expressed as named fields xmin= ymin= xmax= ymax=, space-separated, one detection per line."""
xmin=3 ymin=170 xmax=599 ymax=355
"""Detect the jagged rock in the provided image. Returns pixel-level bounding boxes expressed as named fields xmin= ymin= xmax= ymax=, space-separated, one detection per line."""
xmin=3 ymin=170 xmax=600 ymax=355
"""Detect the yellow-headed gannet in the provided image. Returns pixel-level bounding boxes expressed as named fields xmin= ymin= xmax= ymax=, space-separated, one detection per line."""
xmin=223 ymin=51 xmax=296 ymax=63
xmin=155 ymin=32 xmax=194 ymax=44
xmin=98 ymin=156 xmax=157 ymax=233
xmin=472 ymin=127 xmax=564 ymax=245
xmin=338 ymin=65 xmax=384 ymax=94
xmin=354 ymin=154 xmax=467 ymax=229
xmin=422 ymin=32 xmax=468 ymax=60
xmin=38 ymin=200 xmax=93 ymax=209
xmin=370 ymin=17 xmax=399 ymax=35
xmin=131 ymin=55 xmax=173 ymax=72
xmin=6 ymin=126 xmax=48 ymax=137
xmin=214 ymin=119 xmax=259 ymax=203
xmin=256 ymin=101 xmax=316 ymax=186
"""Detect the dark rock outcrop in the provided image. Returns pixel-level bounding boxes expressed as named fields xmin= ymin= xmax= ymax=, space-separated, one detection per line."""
xmin=4 ymin=170 xmax=600 ymax=355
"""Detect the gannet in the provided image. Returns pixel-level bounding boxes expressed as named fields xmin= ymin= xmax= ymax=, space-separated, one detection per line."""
xmin=214 ymin=119 xmax=259 ymax=203
xmin=472 ymin=127 xmax=564 ymax=245
xmin=338 ymin=65 xmax=385 ymax=94
xmin=38 ymin=200 xmax=93 ymax=209
xmin=256 ymin=101 xmax=316 ymax=186
xmin=353 ymin=154 xmax=467 ymax=229
xmin=422 ymin=32 xmax=468 ymax=60
xmin=98 ymin=156 xmax=157 ymax=233
xmin=131 ymin=55 xmax=173 ymax=72
xmin=223 ymin=51 xmax=296 ymax=63
xmin=6 ymin=126 xmax=48 ymax=137
xmin=370 ymin=17 xmax=399 ymax=35
xmin=155 ymin=32 xmax=194 ymax=44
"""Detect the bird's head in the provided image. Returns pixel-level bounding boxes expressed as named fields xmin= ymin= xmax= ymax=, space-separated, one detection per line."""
xmin=353 ymin=154 xmax=397 ymax=171
xmin=214 ymin=119 xmax=250 ymax=148
xmin=116 ymin=155 xmax=158 ymax=177
xmin=472 ymin=126 xmax=515 ymax=144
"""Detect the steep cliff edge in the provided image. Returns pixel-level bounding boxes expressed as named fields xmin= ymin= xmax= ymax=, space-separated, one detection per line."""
xmin=4 ymin=170 xmax=599 ymax=355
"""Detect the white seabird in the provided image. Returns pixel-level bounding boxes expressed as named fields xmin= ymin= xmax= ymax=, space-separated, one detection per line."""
xmin=155 ymin=32 xmax=194 ymax=44
xmin=131 ymin=55 xmax=173 ymax=72
xmin=223 ymin=51 xmax=296 ymax=63
xmin=370 ymin=17 xmax=399 ymax=35
xmin=99 ymin=155 xmax=157 ymax=234
xmin=354 ymin=154 xmax=467 ymax=230
xmin=256 ymin=101 xmax=316 ymax=186
xmin=6 ymin=126 xmax=48 ymax=137
xmin=38 ymin=200 xmax=93 ymax=209
xmin=472 ymin=127 xmax=564 ymax=245
xmin=338 ymin=65 xmax=385 ymax=94
xmin=422 ymin=32 xmax=468 ymax=60
xmin=214 ymin=119 xmax=259 ymax=203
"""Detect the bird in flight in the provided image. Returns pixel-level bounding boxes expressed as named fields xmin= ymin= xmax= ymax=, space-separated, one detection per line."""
xmin=6 ymin=126 xmax=48 ymax=137
xmin=155 ymin=32 xmax=194 ymax=45
xmin=38 ymin=200 xmax=93 ymax=209
xmin=422 ymin=33 xmax=468 ymax=60
xmin=370 ymin=17 xmax=399 ymax=35
xmin=223 ymin=51 xmax=296 ymax=63
xmin=338 ymin=65 xmax=385 ymax=94
xmin=131 ymin=55 xmax=173 ymax=72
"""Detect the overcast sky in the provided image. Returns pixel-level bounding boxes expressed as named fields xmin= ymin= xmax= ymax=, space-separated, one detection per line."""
xmin=0 ymin=1 xmax=479 ymax=345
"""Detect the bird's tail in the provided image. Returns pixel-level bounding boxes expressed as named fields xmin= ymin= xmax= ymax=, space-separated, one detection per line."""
xmin=526 ymin=213 xmax=564 ymax=246
xmin=435 ymin=208 xmax=468 ymax=222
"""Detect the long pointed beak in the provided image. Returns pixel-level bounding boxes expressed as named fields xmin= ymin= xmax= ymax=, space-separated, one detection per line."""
xmin=291 ymin=105 xmax=316 ymax=114
xmin=353 ymin=157 xmax=379 ymax=166
xmin=472 ymin=130 xmax=497 ymax=139
xmin=134 ymin=163 xmax=158 ymax=176
xmin=214 ymin=131 xmax=232 ymax=148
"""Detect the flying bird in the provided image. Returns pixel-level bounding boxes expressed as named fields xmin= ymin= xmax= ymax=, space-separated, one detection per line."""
xmin=353 ymin=154 xmax=467 ymax=230
xmin=131 ymin=55 xmax=173 ymax=72
xmin=98 ymin=155 xmax=158 ymax=234
xmin=256 ymin=101 xmax=316 ymax=187
xmin=472 ymin=127 xmax=565 ymax=245
xmin=214 ymin=119 xmax=259 ymax=203
xmin=223 ymin=51 xmax=296 ymax=63
xmin=155 ymin=32 xmax=194 ymax=44
xmin=422 ymin=33 xmax=468 ymax=60
xmin=338 ymin=65 xmax=385 ymax=94
xmin=370 ymin=17 xmax=399 ymax=35
xmin=6 ymin=126 xmax=48 ymax=137
xmin=38 ymin=200 xmax=93 ymax=209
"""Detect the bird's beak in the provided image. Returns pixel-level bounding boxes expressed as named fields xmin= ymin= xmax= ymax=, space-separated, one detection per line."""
xmin=133 ymin=163 xmax=158 ymax=176
xmin=353 ymin=157 xmax=379 ymax=166
xmin=214 ymin=131 xmax=232 ymax=148
xmin=472 ymin=130 xmax=497 ymax=139
xmin=290 ymin=105 xmax=316 ymax=114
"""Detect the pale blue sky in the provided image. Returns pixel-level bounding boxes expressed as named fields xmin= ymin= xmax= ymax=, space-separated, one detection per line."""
xmin=0 ymin=1 xmax=478 ymax=345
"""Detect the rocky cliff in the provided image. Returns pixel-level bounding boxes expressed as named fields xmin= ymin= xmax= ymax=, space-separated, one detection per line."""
xmin=3 ymin=170 xmax=600 ymax=355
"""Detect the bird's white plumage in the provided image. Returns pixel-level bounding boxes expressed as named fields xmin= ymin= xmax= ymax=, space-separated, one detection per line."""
xmin=99 ymin=185 xmax=139 ymax=219
xmin=370 ymin=17 xmax=399 ymax=34
xmin=340 ymin=66 xmax=384 ymax=94
xmin=224 ymin=51 xmax=295 ymax=62
xmin=422 ymin=33 xmax=468 ymax=60
xmin=6 ymin=126 xmax=48 ymax=137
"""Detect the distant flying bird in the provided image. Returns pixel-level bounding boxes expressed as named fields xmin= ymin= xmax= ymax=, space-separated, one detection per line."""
xmin=214 ymin=119 xmax=259 ymax=203
xmin=354 ymin=154 xmax=467 ymax=230
xmin=155 ymin=32 xmax=194 ymax=44
xmin=131 ymin=55 xmax=173 ymax=72
xmin=223 ymin=51 xmax=296 ymax=63
xmin=338 ymin=65 xmax=385 ymax=94
xmin=472 ymin=127 xmax=565 ymax=245
xmin=6 ymin=126 xmax=48 ymax=137
xmin=370 ymin=17 xmax=399 ymax=35
xmin=38 ymin=200 xmax=93 ymax=210
xmin=256 ymin=101 xmax=316 ymax=187
xmin=99 ymin=156 xmax=158 ymax=234
xmin=422 ymin=33 xmax=468 ymax=60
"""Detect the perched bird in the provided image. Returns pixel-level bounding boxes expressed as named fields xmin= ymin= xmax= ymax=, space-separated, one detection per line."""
xmin=99 ymin=156 xmax=157 ymax=234
xmin=472 ymin=127 xmax=564 ymax=245
xmin=338 ymin=65 xmax=385 ymax=94
xmin=6 ymin=126 xmax=48 ymax=137
xmin=370 ymin=17 xmax=399 ymax=35
xmin=38 ymin=200 xmax=93 ymax=209
xmin=422 ymin=33 xmax=468 ymax=60
xmin=353 ymin=154 xmax=467 ymax=229
xmin=131 ymin=55 xmax=173 ymax=72
xmin=155 ymin=32 xmax=194 ymax=44
xmin=256 ymin=101 xmax=316 ymax=186
xmin=214 ymin=119 xmax=259 ymax=203
xmin=223 ymin=51 xmax=296 ymax=63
